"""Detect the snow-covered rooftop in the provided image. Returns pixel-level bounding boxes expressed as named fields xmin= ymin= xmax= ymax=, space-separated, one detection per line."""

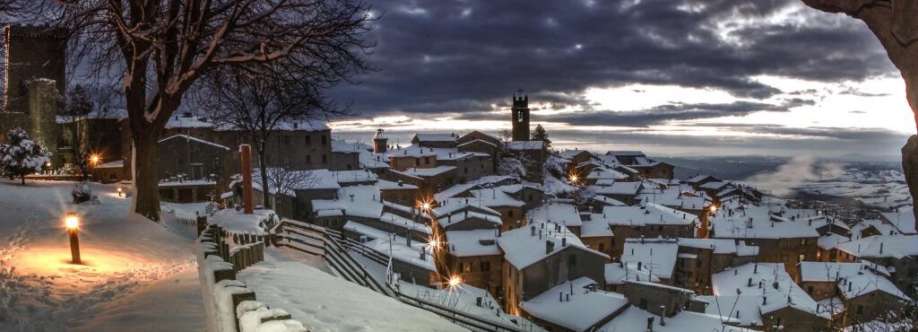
xmin=710 ymin=205 xmax=821 ymax=240
xmin=445 ymin=229 xmax=501 ymax=257
xmin=497 ymin=222 xmax=606 ymax=270
xmin=880 ymin=207 xmax=916 ymax=235
xmin=621 ymin=238 xmax=679 ymax=279
xmin=604 ymin=261 xmax=659 ymax=285
xmin=158 ymin=134 xmax=230 ymax=150
xmin=520 ymin=277 xmax=628 ymax=332
xmin=528 ymin=202 xmax=582 ymax=228
xmin=835 ymin=235 xmax=918 ymax=259
xmin=706 ymin=262 xmax=829 ymax=326
xmin=580 ymin=220 xmax=614 ymax=238
xmin=598 ymin=203 xmax=698 ymax=227
xmin=600 ymin=306 xmax=749 ymax=332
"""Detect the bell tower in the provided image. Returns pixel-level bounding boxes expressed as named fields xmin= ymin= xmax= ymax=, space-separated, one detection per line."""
xmin=511 ymin=91 xmax=530 ymax=141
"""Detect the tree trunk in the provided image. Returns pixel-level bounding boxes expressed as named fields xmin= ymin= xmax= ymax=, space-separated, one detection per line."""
xmin=258 ymin=140 xmax=271 ymax=209
xmin=20 ymin=174 xmax=25 ymax=185
xmin=132 ymin=133 xmax=161 ymax=221
xmin=903 ymin=135 xmax=918 ymax=219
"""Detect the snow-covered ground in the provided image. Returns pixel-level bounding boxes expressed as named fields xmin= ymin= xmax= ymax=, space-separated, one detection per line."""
xmin=745 ymin=162 xmax=911 ymax=210
xmin=238 ymin=248 xmax=468 ymax=332
xmin=0 ymin=180 xmax=202 ymax=331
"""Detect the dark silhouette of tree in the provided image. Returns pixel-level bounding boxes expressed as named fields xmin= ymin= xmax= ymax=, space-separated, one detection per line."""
xmin=29 ymin=0 xmax=374 ymax=221
xmin=532 ymin=124 xmax=551 ymax=148
xmin=199 ymin=66 xmax=339 ymax=209
xmin=801 ymin=0 xmax=918 ymax=225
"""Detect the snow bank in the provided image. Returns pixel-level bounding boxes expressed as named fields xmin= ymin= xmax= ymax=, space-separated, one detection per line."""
xmin=196 ymin=224 xmax=304 ymax=332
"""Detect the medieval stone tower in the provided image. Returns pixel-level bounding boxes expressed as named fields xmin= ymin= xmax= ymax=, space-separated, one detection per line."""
xmin=511 ymin=92 xmax=530 ymax=141
xmin=373 ymin=128 xmax=388 ymax=153
xmin=0 ymin=25 xmax=67 ymax=159
xmin=4 ymin=25 xmax=67 ymax=113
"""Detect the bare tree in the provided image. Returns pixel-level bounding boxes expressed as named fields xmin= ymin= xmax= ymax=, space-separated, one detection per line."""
xmin=199 ymin=66 xmax=339 ymax=208
xmin=801 ymin=0 xmax=918 ymax=224
xmin=31 ymin=0 xmax=373 ymax=221
xmin=262 ymin=167 xmax=315 ymax=210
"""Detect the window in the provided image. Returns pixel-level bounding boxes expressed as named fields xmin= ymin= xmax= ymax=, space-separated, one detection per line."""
xmin=305 ymin=135 xmax=311 ymax=145
xmin=463 ymin=263 xmax=471 ymax=272
xmin=306 ymin=155 xmax=312 ymax=163
xmin=508 ymin=210 xmax=514 ymax=218
xmin=321 ymin=154 xmax=327 ymax=164
xmin=568 ymin=254 xmax=577 ymax=269
xmin=480 ymin=261 xmax=490 ymax=272
xmin=598 ymin=243 xmax=605 ymax=252
xmin=639 ymin=298 xmax=647 ymax=309
xmin=321 ymin=135 xmax=327 ymax=146
xmin=517 ymin=110 xmax=524 ymax=123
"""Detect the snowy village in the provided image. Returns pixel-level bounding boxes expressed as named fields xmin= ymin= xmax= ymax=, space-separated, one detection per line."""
xmin=1 ymin=1 xmax=918 ymax=332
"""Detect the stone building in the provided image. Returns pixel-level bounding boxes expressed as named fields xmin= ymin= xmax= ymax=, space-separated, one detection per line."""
xmin=497 ymin=222 xmax=609 ymax=315
xmin=156 ymin=134 xmax=232 ymax=202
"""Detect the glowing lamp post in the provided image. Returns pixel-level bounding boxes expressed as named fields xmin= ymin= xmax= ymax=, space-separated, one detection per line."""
xmin=448 ymin=275 xmax=462 ymax=288
xmin=64 ymin=213 xmax=81 ymax=264
xmin=116 ymin=186 xmax=124 ymax=197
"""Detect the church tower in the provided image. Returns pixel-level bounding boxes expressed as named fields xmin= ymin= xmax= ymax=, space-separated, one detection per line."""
xmin=511 ymin=92 xmax=530 ymax=141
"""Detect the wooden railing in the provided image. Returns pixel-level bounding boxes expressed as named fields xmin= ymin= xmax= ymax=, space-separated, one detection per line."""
xmin=270 ymin=218 xmax=527 ymax=332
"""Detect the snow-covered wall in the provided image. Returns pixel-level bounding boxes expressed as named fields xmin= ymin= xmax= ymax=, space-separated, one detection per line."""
xmin=196 ymin=224 xmax=307 ymax=332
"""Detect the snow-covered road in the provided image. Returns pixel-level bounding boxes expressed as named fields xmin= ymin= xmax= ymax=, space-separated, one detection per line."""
xmin=0 ymin=180 xmax=203 ymax=331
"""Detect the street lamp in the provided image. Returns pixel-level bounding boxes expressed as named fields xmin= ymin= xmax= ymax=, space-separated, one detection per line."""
xmin=116 ymin=186 xmax=124 ymax=197
xmin=89 ymin=153 xmax=101 ymax=166
xmin=64 ymin=212 xmax=81 ymax=264
xmin=448 ymin=275 xmax=462 ymax=288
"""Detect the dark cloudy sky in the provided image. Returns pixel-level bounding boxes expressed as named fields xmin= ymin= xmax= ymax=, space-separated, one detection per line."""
xmin=328 ymin=0 xmax=914 ymax=160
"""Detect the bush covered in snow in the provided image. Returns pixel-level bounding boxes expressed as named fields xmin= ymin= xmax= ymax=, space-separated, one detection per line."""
xmin=0 ymin=128 xmax=50 ymax=184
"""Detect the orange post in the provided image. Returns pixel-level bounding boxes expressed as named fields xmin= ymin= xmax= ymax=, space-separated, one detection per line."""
xmin=240 ymin=144 xmax=254 ymax=214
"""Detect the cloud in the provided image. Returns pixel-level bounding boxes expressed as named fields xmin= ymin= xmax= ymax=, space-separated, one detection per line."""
xmin=331 ymin=0 xmax=894 ymax=117
xmin=744 ymin=156 xmax=846 ymax=196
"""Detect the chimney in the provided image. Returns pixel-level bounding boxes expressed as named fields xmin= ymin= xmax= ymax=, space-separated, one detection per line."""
xmin=240 ymin=144 xmax=254 ymax=214
xmin=762 ymin=296 xmax=767 ymax=305
xmin=531 ymin=225 xmax=536 ymax=236
xmin=747 ymin=278 xmax=752 ymax=287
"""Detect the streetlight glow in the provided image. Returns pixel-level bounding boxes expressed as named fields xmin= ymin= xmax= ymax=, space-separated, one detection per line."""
xmin=448 ymin=275 xmax=462 ymax=288
xmin=65 ymin=213 xmax=80 ymax=230
xmin=708 ymin=205 xmax=718 ymax=213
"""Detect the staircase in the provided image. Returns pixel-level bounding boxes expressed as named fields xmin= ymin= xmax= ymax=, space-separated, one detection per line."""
xmin=271 ymin=218 xmax=525 ymax=332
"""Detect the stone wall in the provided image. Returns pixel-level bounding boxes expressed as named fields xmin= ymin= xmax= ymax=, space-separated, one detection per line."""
xmin=196 ymin=221 xmax=306 ymax=332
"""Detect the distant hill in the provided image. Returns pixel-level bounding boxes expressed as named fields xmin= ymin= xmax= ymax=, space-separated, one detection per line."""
xmin=658 ymin=156 xmax=789 ymax=181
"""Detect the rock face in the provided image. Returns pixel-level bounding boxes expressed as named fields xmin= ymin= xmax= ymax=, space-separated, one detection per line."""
xmin=903 ymin=135 xmax=918 ymax=221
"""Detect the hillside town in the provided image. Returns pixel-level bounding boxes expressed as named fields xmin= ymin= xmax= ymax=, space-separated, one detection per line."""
xmin=2 ymin=31 xmax=915 ymax=329
xmin=0 ymin=0 xmax=917 ymax=330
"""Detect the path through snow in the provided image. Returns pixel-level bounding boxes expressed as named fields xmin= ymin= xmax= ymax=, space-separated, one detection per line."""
xmin=0 ymin=180 xmax=202 ymax=331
